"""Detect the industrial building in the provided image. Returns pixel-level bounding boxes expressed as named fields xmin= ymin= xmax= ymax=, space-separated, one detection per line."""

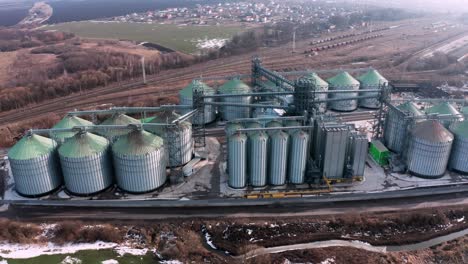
xmin=4 ymin=57 xmax=468 ymax=198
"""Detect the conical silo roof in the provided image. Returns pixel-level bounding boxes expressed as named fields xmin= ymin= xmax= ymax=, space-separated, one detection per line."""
xmin=59 ymin=132 xmax=109 ymax=158
xmin=397 ymin=102 xmax=423 ymax=116
xmin=304 ymin=72 xmax=329 ymax=87
xmin=426 ymin=102 xmax=461 ymax=116
xmin=179 ymin=80 xmax=214 ymax=98
xmin=450 ymin=120 xmax=468 ymax=139
xmin=53 ymin=115 xmax=93 ymax=140
xmin=358 ymin=69 xmax=388 ymax=86
xmin=266 ymin=121 xmax=283 ymax=128
xmin=8 ymin=134 xmax=57 ymax=160
xmin=101 ymin=113 xmax=140 ymax=126
xmin=99 ymin=114 xmax=140 ymax=139
xmin=218 ymin=79 xmax=251 ymax=94
xmin=411 ymin=120 xmax=454 ymax=143
xmin=327 ymin=71 xmax=359 ymax=87
xmin=113 ymin=129 xmax=164 ymax=156
xmin=146 ymin=110 xmax=191 ymax=135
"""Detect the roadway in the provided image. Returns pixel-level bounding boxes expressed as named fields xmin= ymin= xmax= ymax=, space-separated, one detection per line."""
xmin=2 ymin=184 xmax=468 ymax=221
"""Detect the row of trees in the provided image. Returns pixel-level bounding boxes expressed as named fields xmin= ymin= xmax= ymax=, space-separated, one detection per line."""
xmin=0 ymin=28 xmax=74 ymax=52
xmin=0 ymin=41 xmax=194 ymax=112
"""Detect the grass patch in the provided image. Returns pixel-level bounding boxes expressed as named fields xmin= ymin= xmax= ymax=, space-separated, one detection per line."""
xmin=44 ymin=21 xmax=244 ymax=54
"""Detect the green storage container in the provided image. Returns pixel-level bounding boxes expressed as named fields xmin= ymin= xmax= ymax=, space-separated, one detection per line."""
xmin=369 ymin=140 xmax=389 ymax=166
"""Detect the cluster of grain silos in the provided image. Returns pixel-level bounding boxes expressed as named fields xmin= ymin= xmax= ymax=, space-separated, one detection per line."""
xmin=227 ymin=120 xmax=311 ymax=189
xmin=8 ymin=108 xmax=196 ymax=196
xmin=293 ymin=69 xmax=387 ymax=114
xmin=383 ymin=101 xmax=467 ymax=178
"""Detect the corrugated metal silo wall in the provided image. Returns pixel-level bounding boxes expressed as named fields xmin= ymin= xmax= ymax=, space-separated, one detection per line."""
xmin=348 ymin=133 xmax=368 ymax=177
xmin=384 ymin=108 xmax=408 ymax=153
xmin=295 ymin=83 xmax=328 ymax=114
xmin=166 ymin=124 xmax=193 ymax=167
xmin=449 ymin=136 xmax=468 ymax=173
xmin=322 ymin=127 xmax=349 ymax=179
xmin=328 ymin=84 xmax=359 ymax=111
xmin=406 ymin=137 xmax=452 ymax=177
xmin=10 ymin=152 xmax=62 ymax=196
xmin=179 ymin=96 xmax=216 ymax=125
xmin=113 ymin=149 xmax=167 ymax=193
xmin=221 ymin=95 xmax=252 ymax=121
xmin=60 ymin=151 xmax=114 ymax=195
xmin=269 ymin=131 xmax=289 ymax=185
xmin=228 ymin=134 xmax=247 ymax=188
xmin=359 ymin=84 xmax=382 ymax=109
xmin=288 ymin=130 xmax=310 ymax=184
xmin=248 ymin=132 xmax=268 ymax=187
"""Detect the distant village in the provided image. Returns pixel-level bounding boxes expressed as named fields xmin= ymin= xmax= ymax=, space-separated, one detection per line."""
xmin=99 ymin=1 xmax=362 ymax=26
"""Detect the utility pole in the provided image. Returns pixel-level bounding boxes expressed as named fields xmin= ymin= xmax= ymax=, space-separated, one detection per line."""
xmin=141 ymin=56 xmax=147 ymax=84
xmin=292 ymin=27 xmax=297 ymax=53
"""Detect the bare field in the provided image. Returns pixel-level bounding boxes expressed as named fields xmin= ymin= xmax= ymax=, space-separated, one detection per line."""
xmin=0 ymin=51 xmax=17 ymax=85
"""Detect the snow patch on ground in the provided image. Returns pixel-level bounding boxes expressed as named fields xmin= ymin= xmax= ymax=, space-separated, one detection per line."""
xmin=0 ymin=242 xmax=118 ymax=259
xmin=102 ymin=260 xmax=119 ymax=264
xmin=457 ymin=216 xmax=465 ymax=223
xmin=114 ymin=246 xmax=148 ymax=256
xmin=195 ymin=38 xmax=228 ymax=49
xmin=321 ymin=257 xmax=336 ymax=264
xmin=160 ymin=261 xmax=183 ymax=264
xmin=61 ymin=256 xmax=82 ymax=264
xmin=0 ymin=261 xmax=8 ymax=264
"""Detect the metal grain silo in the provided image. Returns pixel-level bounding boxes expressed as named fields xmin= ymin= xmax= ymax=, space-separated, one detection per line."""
xmin=228 ymin=133 xmax=247 ymax=188
xmin=384 ymin=102 xmax=424 ymax=153
xmin=99 ymin=113 xmax=140 ymax=142
xmin=288 ymin=130 xmax=309 ymax=184
xmin=51 ymin=115 xmax=93 ymax=144
xmin=112 ymin=129 xmax=167 ymax=193
xmin=269 ymin=130 xmax=289 ymax=186
xmin=327 ymin=71 xmax=360 ymax=112
xmin=347 ymin=132 xmax=368 ymax=177
xmin=449 ymin=120 xmax=468 ymax=174
xmin=146 ymin=111 xmax=193 ymax=167
xmin=357 ymin=69 xmax=388 ymax=109
xmin=295 ymin=73 xmax=329 ymax=114
xmin=321 ymin=125 xmax=349 ymax=179
xmin=218 ymin=79 xmax=252 ymax=121
xmin=406 ymin=120 xmax=453 ymax=178
xmin=226 ymin=122 xmax=244 ymax=136
xmin=8 ymin=134 xmax=62 ymax=197
xmin=249 ymin=131 xmax=268 ymax=187
xmin=58 ymin=132 xmax=113 ymax=195
xmin=179 ymin=80 xmax=216 ymax=125
xmin=425 ymin=102 xmax=463 ymax=128
xmin=266 ymin=120 xmax=283 ymax=130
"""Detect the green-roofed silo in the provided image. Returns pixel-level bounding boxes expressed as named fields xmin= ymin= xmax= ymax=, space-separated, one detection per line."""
xmin=112 ymin=129 xmax=167 ymax=193
xmin=327 ymin=71 xmax=360 ymax=112
xmin=425 ymin=102 xmax=463 ymax=128
xmin=58 ymin=132 xmax=113 ymax=195
xmin=449 ymin=120 xmax=468 ymax=174
xmin=145 ymin=111 xmax=193 ymax=167
xmin=357 ymin=69 xmax=388 ymax=109
xmin=8 ymin=134 xmax=62 ymax=197
xmin=99 ymin=113 xmax=141 ymax=142
xmin=179 ymin=80 xmax=216 ymax=125
xmin=51 ymin=115 xmax=93 ymax=144
xmin=295 ymin=73 xmax=329 ymax=114
xmin=218 ymin=79 xmax=252 ymax=121
xmin=384 ymin=102 xmax=424 ymax=153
